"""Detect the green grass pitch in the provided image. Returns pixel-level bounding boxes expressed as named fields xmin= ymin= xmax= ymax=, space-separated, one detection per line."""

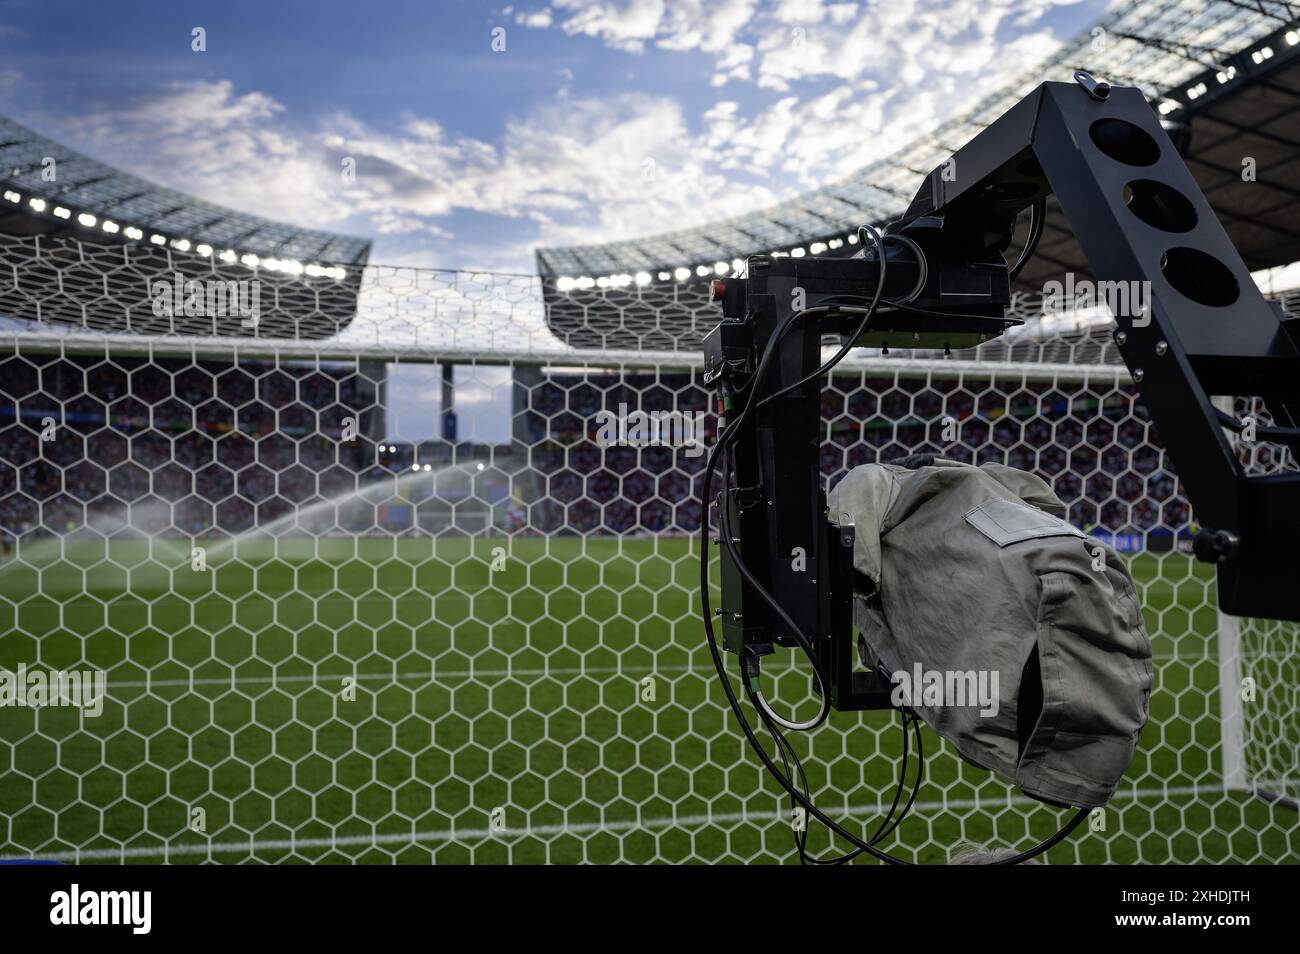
xmin=0 ymin=536 xmax=1295 ymax=864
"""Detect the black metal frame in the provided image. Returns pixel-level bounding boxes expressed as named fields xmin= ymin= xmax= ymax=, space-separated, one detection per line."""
xmin=704 ymin=77 xmax=1300 ymax=713
xmin=704 ymin=229 xmax=1017 ymax=709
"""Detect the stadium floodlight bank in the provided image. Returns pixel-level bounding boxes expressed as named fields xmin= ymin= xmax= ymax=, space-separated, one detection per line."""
xmin=0 ymin=112 xmax=370 ymax=341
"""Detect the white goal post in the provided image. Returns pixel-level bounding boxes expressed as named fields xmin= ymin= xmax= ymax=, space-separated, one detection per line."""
xmin=0 ymin=263 xmax=1295 ymax=863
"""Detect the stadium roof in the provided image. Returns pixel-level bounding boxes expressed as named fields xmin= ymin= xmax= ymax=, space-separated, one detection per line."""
xmin=535 ymin=0 xmax=1300 ymax=285
xmin=1019 ymin=13 xmax=1300 ymax=290
xmin=0 ymin=113 xmax=370 ymax=267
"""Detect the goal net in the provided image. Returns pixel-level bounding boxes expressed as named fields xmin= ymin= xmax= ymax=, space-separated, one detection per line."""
xmin=0 ymin=258 xmax=1295 ymax=863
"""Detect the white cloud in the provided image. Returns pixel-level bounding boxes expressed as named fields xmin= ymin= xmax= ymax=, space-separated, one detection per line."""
xmin=502 ymin=0 xmax=1105 ymax=214
xmin=20 ymin=0 xmax=1104 ymax=271
xmin=515 ymin=7 xmax=554 ymax=28
xmin=549 ymin=0 xmax=668 ymax=53
xmin=531 ymin=0 xmax=1093 ymax=93
xmin=42 ymin=78 xmax=779 ymax=268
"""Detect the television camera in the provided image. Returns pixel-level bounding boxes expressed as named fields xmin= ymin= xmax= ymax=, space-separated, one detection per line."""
xmin=699 ymin=73 xmax=1300 ymax=864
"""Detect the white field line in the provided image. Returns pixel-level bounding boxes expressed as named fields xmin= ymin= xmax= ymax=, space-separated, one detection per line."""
xmin=101 ymin=647 xmax=1294 ymax=693
xmin=107 ymin=664 xmax=698 ymax=691
xmin=0 ymin=782 xmax=1230 ymax=863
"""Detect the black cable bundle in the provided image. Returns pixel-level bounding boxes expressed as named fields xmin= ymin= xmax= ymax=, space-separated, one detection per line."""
xmin=698 ymin=220 xmax=1089 ymax=865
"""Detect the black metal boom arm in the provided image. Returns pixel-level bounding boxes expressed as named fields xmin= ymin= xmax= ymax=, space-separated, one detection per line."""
xmin=703 ymin=76 xmax=1300 ymax=712
xmin=896 ymin=78 xmax=1300 ymax=620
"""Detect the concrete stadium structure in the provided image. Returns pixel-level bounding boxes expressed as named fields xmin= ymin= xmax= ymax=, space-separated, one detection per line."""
xmin=0 ymin=113 xmax=370 ymax=339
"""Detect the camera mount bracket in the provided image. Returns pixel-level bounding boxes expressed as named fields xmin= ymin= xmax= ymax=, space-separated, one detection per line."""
xmin=704 ymin=78 xmax=1300 ymax=721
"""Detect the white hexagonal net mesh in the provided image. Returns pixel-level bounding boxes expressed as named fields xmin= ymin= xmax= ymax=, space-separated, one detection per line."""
xmin=0 ymin=260 xmax=1295 ymax=863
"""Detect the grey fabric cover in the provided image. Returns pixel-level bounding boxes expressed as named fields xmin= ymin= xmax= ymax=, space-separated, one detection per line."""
xmin=827 ymin=459 xmax=1152 ymax=808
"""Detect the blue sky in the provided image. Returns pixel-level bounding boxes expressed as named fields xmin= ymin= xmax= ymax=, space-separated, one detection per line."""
xmin=0 ymin=0 xmax=1110 ymax=273
xmin=0 ymin=0 xmax=1111 ymax=441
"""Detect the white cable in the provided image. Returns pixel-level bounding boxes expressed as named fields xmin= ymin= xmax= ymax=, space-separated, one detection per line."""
xmin=753 ymin=686 xmax=830 ymax=732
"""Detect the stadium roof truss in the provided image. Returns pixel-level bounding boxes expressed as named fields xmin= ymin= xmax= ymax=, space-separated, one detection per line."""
xmin=535 ymin=0 xmax=1300 ymax=289
xmin=0 ymin=114 xmax=370 ymax=271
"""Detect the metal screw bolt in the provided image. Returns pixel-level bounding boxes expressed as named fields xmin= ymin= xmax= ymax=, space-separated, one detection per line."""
xmin=1155 ymin=340 xmax=1168 ymax=356
xmin=1133 ymin=368 xmax=1145 ymax=383
xmin=1115 ymin=331 xmax=1128 ymax=346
